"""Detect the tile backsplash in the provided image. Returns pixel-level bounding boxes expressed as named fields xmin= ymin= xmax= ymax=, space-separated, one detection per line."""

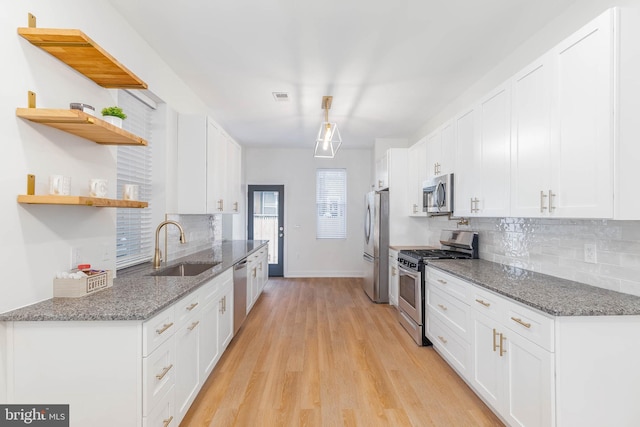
xmin=165 ymin=214 xmax=222 ymax=260
xmin=424 ymin=216 xmax=640 ymax=297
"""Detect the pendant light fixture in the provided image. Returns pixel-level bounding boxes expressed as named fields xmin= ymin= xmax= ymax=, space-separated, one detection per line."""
xmin=314 ymin=95 xmax=342 ymax=158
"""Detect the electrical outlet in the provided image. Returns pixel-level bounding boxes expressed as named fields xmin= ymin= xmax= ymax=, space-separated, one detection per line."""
xmin=584 ymin=243 xmax=597 ymax=264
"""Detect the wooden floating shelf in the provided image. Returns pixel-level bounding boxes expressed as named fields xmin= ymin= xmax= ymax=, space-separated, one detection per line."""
xmin=17 ymin=195 xmax=148 ymax=208
xmin=16 ymin=108 xmax=147 ymax=146
xmin=17 ymin=27 xmax=147 ymax=89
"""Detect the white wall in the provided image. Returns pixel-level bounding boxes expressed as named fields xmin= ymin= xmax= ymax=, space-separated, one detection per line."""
xmin=245 ymin=148 xmax=371 ymax=277
xmin=0 ymin=1 xmax=211 ymax=314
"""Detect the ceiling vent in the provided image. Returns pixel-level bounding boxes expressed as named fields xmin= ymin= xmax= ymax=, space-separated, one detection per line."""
xmin=272 ymin=92 xmax=290 ymax=102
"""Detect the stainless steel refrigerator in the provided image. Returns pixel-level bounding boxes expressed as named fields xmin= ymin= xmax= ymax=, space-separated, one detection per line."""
xmin=363 ymin=190 xmax=389 ymax=303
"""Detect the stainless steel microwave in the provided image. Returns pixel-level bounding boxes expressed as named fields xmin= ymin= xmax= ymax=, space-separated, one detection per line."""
xmin=423 ymin=173 xmax=454 ymax=215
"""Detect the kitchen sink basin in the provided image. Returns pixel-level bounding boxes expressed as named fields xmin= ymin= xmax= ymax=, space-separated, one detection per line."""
xmin=149 ymin=262 xmax=219 ymax=277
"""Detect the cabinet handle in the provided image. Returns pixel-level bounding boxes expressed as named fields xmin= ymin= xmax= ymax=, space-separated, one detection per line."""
xmin=259 ymin=262 xmax=263 ymax=271
xmin=223 ymin=295 xmax=226 ymax=312
xmin=472 ymin=197 xmax=480 ymax=213
xmin=233 ymin=201 xmax=239 ymax=212
xmin=163 ymin=415 xmax=174 ymax=427
xmin=188 ymin=320 xmax=200 ymax=331
xmin=155 ymin=322 xmax=174 ymax=335
xmin=155 ymin=364 xmax=173 ymax=380
xmin=252 ymin=268 xmax=257 ymax=278
xmin=412 ymin=203 xmax=418 ymax=214
xmin=540 ymin=190 xmax=548 ymax=213
xmin=499 ymin=333 xmax=507 ymax=357
xmin=378 ymin=180 xmax=383 ymax=188
xmin=475 ymin=299 xmax=490 ymax=307
xmin=186 ymin=302 xmax=199 ymax=311
xmin=437 ymin=304 xmax=448 ymax=311
xmin=217 ymin=199 xmax=224 ymax=211
xmin=219 ymin=298 xmax=224 ymax=315
xmin=470 ymin=197 xmax=474 ymax=213
xmin=548 ymin=190 xmax=556 ymax=212
xmin=437 ymin=279 xmax=447 ymax=285
xmin=438 ymin=335 xmax=448 ymax=344
xmin=391 ymin=266 xmax=396 ymax=276
xmin=510 ymin=317 xmax=532 ymax=329
xmin=492 ymin=328 xmax=499 ymax=352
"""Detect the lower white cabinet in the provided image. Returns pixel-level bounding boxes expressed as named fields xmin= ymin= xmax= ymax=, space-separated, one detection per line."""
xmin=425 ymin=266 xmax=640 ymax=427
xmin=2 ymin=268 xmax=237 ymax=427
xmin=247 ymin=245 xmax=269 ymax=314
xmin=388 ymin=249 xmax=399 ymax=306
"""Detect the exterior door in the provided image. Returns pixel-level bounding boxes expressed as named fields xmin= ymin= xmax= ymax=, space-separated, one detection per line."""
xmin=248 ymin=185 xmax=284 ymax=276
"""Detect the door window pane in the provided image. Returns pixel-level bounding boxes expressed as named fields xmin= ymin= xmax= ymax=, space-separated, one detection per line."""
xmin=252 ymin=191 xmax=279 ymax=264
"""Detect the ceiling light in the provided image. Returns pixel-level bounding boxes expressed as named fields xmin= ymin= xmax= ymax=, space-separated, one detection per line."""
xmin=314 ymin=96 xmax=342 ymax=158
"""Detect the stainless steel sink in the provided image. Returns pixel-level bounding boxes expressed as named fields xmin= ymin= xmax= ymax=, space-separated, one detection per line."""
xmin=149 ymin=262 xmax=219 ymax=277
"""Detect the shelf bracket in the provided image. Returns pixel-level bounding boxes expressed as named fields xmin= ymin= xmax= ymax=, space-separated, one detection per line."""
xmin=28 ymin=91 xmax=36 ymax=108
xmin=28 ymin=13 xmax=36 ymax=28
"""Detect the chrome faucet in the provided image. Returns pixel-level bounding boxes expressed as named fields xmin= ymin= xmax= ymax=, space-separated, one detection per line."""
xmin=153 ymin=220 xmax=187 ymax=269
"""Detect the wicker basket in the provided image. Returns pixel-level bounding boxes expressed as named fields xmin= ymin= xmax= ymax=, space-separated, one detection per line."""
xmin=53 ymin=270 xmax=113 ymax=298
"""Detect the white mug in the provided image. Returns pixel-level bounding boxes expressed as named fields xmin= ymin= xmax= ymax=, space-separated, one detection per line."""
xmin=123 ymin=184 xmax=139 ymax=201
xmin=89 ymin=178 xmax=108 ymax=198
xmin=49 ymin=175 xmax=71 ymax=195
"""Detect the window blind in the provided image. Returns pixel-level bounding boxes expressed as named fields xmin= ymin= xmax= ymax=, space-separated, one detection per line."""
xmin=316 ymin=168 xmax=347 ymax=239
xmin=116 ymin=90 xmax=154 ymax=269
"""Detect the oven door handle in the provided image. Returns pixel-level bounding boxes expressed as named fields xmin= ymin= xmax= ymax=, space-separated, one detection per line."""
xmin=397 ymin=264 xmax=420 ymax=279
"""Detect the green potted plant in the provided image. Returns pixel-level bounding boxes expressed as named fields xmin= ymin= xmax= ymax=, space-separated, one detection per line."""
xmin=101 ymin=106 xmax=127 ymax=128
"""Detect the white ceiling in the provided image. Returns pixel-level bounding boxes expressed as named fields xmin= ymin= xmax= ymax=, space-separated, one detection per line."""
xmin=108 ymin=0 xmax=578 ymax=149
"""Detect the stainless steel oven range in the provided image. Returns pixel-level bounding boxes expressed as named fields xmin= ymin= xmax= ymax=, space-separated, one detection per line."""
xmin=396 ymin=230 xmax=478 ymax=346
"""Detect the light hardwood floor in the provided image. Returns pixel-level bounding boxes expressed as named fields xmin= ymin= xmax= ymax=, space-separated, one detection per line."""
xmin=181 ymin=277 xmax=504 ymax=426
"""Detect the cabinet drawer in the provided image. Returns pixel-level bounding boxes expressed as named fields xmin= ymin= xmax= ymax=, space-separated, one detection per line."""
xmin=426 ymin=267 xmax=469 ymax=302
xmin=175 ymin=291 xmax=203 ymax=327
xmin=469 ymin=285 xmax=504 ymax=320
xmin=427 ymin=312 xmax=471 ymax=376
xmin=426 ymin=285 xmax=470 ymax=339
xmin=143 ymin=335 xmax=176 ymax=415
xmin=143 ymin=305 xmax=176 ymax=356
xmin=143 ymin=384 xmax=176 ymax=427
xmin=504 ymin=300 xmax=555 ymax=351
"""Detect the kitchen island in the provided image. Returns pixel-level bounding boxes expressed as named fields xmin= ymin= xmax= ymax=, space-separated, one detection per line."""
xmin=0 ymin=240 xmax=268 ymax=427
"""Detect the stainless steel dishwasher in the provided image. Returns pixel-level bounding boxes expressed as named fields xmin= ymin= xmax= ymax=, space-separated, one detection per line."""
xmin=233 ymin=258 xmax=248 ymax=334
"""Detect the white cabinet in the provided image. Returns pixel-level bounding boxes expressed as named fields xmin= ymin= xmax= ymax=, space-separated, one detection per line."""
xmin=455 ymin=85 xmax=511 ymax=217
xmin=407 ymin=138 xmax=427 ymax=216
xmin=427 ymin=267 xmax=555 ymax=427
xmin=246 ymin=246 xmax=268 ymax=314
xmin=178 ymin=115 xmax=242 ymax=214
xmin=375 ymin=152 xmax=389 ymax=190
xmin=174 ymin=308 xmax=201 ymax=422
xmin=425 ymin=267 xmax=472 ymax=377
xmin=208 ymin=126 xmax=242 ymax=213
xmin=388 ymin=248 xmax=399 ymax=306
xmin=511 ymin=9 xmax=614 ymax=218
xmin=549 ymin=9 xmax=614 ymax=218
xmin=470 ymin=300 xmax=554 ymax=427
xmin=425 ymin=121 xmax=454 ymax=179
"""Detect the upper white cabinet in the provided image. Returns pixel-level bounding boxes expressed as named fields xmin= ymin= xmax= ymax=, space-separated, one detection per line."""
xmin=425 ymin=121 xmax=454 ymax=179
xmin=375 ymin=152 xmax=389 ymax=190
xmin=511 ymin=9 xmax=614 ymax=218
xmin=407 ymin=137 xmax=427 ymax=216
xmin=178 ymin=115 xmax=242 ymax=214
xmin=550 ymin=10 xmax=614 ymax=218
xmin=456 ymin=85 xmax=511 ymax=217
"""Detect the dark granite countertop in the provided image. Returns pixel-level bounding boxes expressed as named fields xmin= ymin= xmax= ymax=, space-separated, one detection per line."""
xmin=0 ymin=240 xmax=268 ymax=322
xmin=427 ymin=259 xmax=640 ymax=316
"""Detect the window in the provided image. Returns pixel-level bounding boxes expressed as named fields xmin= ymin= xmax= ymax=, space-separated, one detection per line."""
xmin=116 ymin=91 xmax=154 ymax=269
xmin=316 ymin=168 xmax=347 ymax=239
